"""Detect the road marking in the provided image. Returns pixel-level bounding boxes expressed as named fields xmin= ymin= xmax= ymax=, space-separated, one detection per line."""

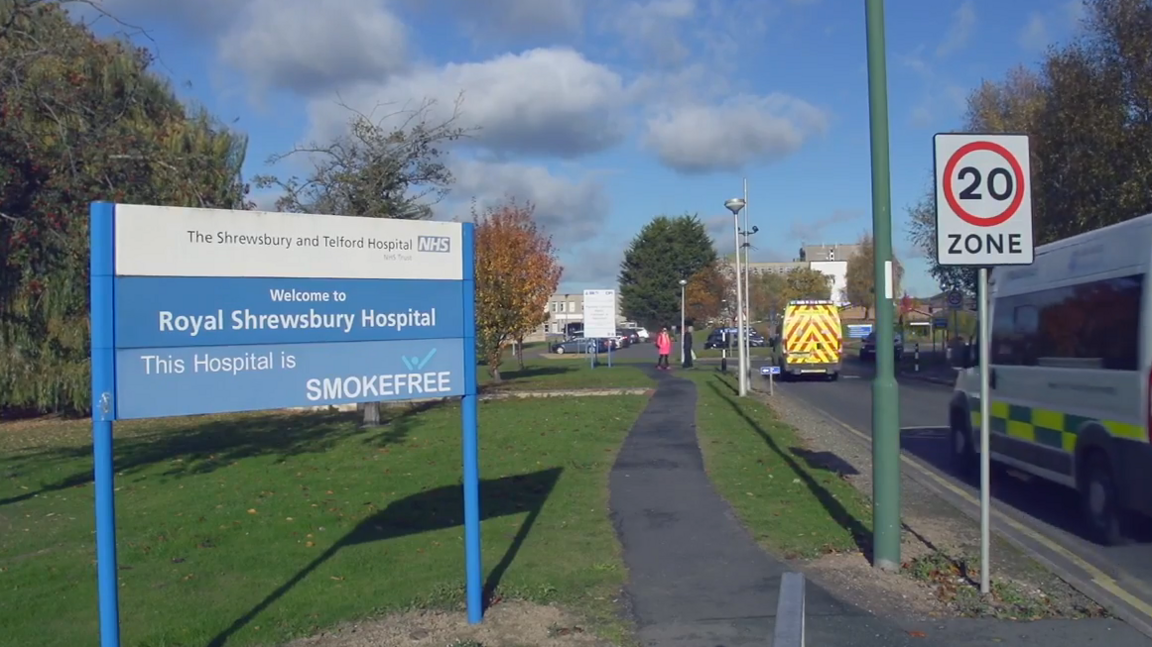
xmin=803 ymin=400 xmax=1152 ymax=621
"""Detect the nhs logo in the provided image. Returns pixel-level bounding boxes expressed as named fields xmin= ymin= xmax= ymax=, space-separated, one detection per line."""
xmin=418 ymin=236 xmax=452 ymax=253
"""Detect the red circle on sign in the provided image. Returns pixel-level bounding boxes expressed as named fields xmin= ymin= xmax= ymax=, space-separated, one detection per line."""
xmin=942 ymin=141 xmax=1025 ymax=227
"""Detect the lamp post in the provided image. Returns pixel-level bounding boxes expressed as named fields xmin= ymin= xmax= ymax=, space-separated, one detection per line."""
xmin=865 ymin=0 xmax=901 ymax=572
xmin=740 ymin=223 xmax=759 ymax=376
xmin=724 ymin=197 xmax=748 ymax=396
xmin=679 ymin=279 xmax=687 ymax=366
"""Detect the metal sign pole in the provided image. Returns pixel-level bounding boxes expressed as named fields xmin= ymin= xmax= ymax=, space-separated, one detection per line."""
xmin=978 ymin=267 xmax=992 ymax=594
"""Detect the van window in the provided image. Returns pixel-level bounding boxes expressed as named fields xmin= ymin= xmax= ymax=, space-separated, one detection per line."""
xmin=990 ymin=273 xmax=1144 ymax=370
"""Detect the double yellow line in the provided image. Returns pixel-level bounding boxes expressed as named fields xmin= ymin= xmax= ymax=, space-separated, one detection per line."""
xmin=809 ymin=400 xmax=1152 ymax=624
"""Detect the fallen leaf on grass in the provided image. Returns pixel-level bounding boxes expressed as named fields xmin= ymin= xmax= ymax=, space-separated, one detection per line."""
xmin=247 ymin=509 xmax=257 ymax=515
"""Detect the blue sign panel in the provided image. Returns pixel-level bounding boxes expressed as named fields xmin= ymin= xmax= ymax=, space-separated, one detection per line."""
xmin=760 ymin=365 xmax=781 ymax=375
xmin=115 ymin=277 xmax=464 ymax=348
xmin=115 ymin=338 xmax=465 ymax=419
xmin=91 ymin=203 xmax=485 ymax=644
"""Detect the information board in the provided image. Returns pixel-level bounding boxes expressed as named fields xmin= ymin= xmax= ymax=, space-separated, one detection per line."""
xmin=582 ymin=289 xmax=617 ymax=338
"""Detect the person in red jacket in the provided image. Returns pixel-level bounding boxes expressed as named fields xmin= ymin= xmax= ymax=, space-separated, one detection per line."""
xmin=655 ymin=326 xmax=672 ymax=370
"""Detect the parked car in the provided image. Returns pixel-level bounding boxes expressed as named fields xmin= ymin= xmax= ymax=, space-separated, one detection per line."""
xmin=704 ymin=329 xmax=731 ymax=349
xmin=551 ymin=337 xmax=610 ymax=354
xmin=859 ymin=331 xmax=903 ymax=361
xmin=705 ymin=328 xmax=768 ymax=348
xmin=609 ymin=334 xmax=630 ymax=349
xmin=618 ymin=329 xmax=641 ymax=344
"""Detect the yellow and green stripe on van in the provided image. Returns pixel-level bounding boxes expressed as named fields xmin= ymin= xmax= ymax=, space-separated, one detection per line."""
xmin=969 ymin=399 xmax=1145 ymax=452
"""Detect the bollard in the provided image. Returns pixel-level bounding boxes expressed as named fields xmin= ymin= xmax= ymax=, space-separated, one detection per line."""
xmin=774 ymin=572 xmax=806 ymax=647
xmin=914 ymin=342 xmax=919 ymax=372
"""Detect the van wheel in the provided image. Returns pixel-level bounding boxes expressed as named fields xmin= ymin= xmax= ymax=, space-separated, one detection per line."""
xmin=1081 ymin=451 xmax=1125 ymax=546
xmin=827 ymin=372 xmax=839 ymax=382
xmin=949 ymin=407 xmax=977 ymax=477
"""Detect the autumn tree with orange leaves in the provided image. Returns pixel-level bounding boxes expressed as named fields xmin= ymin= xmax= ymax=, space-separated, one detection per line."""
xmin=684 ymin=262 xmax=733 ymax=324
xmin=474 ymin=198 xmax=562 ymax=381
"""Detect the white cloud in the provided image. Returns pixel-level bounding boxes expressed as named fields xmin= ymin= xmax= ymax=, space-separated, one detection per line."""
xmin=218 ymin=0 xmax=408 ymax=96
xmin=936 ymin=0 xmax=976 ymax=57
xmin=305 ymin=48 xmax=628 ymax=158
xmin=447 ymin=159 xmax=611 ymax=244
xmin=401 ymin=0 xmax=587 ymax=40
xmin=643 ymin=94 xmax=829 ymax=174
xmin=558 ymin=240 xmax=627 ymax=289
xmin=607 ymin=0 xmax=697 ymax=66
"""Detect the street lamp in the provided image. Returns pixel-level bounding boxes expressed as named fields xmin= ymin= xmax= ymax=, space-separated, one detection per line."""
xmin=679 ymin=279 xmax=687 ymax=366
xmin=724 ymin=197 xmax=748 ymax=396
xmin=740 ymin=223 xmax=759 ymax=378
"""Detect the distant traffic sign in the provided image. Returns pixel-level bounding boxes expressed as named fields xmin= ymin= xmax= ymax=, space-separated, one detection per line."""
xmin=934 ymin=133 xmax=1034 ymax=266
xmin=760 ymin=365 xmax=781 ymax=375
xmin=946 ymin=290 xmax=963 ymax=309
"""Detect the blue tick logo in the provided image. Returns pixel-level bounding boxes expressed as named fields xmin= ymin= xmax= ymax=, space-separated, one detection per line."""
xmin=401 ymin=348 xmax=438 ymax=371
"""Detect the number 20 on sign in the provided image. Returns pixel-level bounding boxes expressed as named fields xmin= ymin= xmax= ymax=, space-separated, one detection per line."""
xmin=934 ymin=133 xmax=1035 ymax=266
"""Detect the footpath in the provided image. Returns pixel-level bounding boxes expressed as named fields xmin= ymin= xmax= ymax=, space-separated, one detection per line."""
xmin=607 ymin=369 xmax=1150 ymax=646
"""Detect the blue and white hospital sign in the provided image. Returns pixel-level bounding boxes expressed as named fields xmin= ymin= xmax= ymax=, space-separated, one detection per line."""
xmin=89 ymin=203 xmax=484 ymax=647
xmin=98 ymin=203 xmax=475 ymax=419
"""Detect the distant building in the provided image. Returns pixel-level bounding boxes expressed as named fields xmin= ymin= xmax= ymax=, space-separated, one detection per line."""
xmin=799 ymin=243 xmax=864 ymax=263
xmin=727 ymin=246 xmax=857 ymax=305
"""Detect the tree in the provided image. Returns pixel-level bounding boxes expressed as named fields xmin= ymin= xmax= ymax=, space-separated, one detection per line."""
xmin=747 ymin=270 xmax=787 ymax=322
xmin=255 ymin=95 xmax=472 ymax=219
xmin=619 ymin=214 xmax=718 ymax=329
xmin=782 ymin=267 xmax=834 ymax=302
xmin=906 ymin=0 xmax=1152 ymax=295
xmin=844 ymin=233 xmax=904 ymax=318
xmin=474 ymin=198 xmax=562 ymax=382
xmin=683 ymin=261 xmax=733 ymax=324
xmin=1 ymin=0 xmax=251 ymax=414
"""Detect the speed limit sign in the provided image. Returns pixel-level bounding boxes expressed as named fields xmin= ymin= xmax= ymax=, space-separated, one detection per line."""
xmin=934 ymin=133 xmax=1034 ymax=266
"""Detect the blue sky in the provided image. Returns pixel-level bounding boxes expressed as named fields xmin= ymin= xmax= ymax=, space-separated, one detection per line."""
xmin=82 ymin=0 xmax=1083 ymax=296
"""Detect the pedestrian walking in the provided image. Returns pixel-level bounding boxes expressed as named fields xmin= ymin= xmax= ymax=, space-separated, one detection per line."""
xmin=682 ymin=324 xmax=694 ymax=368
xmin=656 ymin=327 xmax=672 ymax=370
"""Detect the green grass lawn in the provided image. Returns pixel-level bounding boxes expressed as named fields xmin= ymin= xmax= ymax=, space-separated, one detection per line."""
xmin=478 ymin=358 xmax=655 ymax=392
xmin=0 ymin=395 xmax=649 ymax=646
xmin=684 ymin=371 xmax=873 ymax=559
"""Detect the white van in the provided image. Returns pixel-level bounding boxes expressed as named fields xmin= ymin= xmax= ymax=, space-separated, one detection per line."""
xmin=949 ymin=214 xmax=1152 ymax=545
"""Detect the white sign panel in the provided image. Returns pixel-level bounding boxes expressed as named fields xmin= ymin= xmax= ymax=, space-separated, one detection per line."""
xmin=114 ymin=204 xmax=465 ymax=280
xmin=934 ymin=133 xmax=1034 ymax=266
xmin=582 ymin=289 xmax=617 ymax=338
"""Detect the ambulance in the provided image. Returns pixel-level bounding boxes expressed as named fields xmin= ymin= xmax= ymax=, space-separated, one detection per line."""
xmin=949 ymin=213 xmax=1152 ymax=545
xmin=776 ymin=300 xmax=843 ymax=380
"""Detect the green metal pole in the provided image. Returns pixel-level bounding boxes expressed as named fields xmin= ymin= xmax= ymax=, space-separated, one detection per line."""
xmin=865 ymin=0 xmax=901 ymax=571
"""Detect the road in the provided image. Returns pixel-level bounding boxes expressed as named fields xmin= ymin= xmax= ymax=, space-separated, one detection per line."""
xmin=768 ymin=354 xmax=1152 ymax=635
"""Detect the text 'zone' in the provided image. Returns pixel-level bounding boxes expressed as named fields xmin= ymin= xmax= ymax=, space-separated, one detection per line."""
xmin=947 ymin=233 xmax=1024 ymax=255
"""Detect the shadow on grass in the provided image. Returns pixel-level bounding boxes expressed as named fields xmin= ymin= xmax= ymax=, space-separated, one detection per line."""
xmin=789 ymin=447 xmax=860 ymax=477
xmin=480 ymin=364 xmax=576 ymax=387
xmin=704 ymin=377 xmax=873 ymax=558
xmin=0 ymin=405 xmax=439 ymax=508
xmin=207 ymin=467 xmax=563 ymax=647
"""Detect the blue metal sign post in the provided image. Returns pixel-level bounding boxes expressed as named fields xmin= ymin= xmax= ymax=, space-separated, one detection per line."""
xmin=88 ymin=203 xmax=482 ymax=646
